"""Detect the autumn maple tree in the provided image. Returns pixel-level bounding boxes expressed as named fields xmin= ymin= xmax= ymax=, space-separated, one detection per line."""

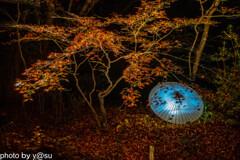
xmin=14 ymin=0 xmax=211 ymax=128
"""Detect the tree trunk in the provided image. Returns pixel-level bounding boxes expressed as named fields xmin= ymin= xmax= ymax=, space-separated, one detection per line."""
xmin=79 ymin=0 xmax=92 ymax=16
xmin=44 ymin=0 xmax=55 ymax=25
xmin=73 ymin=71 xmax=102 ymax=128
xmin=79 ymin=0 xmax=100 ymax=16
xmin=192 ymin=24 xmax=210 ymax=77
xmin=192 ymin=0 xmax=221 ymax=78
xmin=68 ymin=0 xmax=74 ymax=12
xmin=98 ymin=94 xmax=107 ymax=127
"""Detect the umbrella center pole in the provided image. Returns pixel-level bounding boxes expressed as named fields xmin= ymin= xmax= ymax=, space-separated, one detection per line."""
xmin=174 ymin=91 xmax=183 ymax=104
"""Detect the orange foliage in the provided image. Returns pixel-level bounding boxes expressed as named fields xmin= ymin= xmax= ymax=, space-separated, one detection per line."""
xmin=14 ymin=0 xmax=211 ymax=106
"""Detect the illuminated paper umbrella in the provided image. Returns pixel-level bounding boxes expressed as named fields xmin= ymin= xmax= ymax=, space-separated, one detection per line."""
xmin=149 ymin=82 xmax=204 ymax=124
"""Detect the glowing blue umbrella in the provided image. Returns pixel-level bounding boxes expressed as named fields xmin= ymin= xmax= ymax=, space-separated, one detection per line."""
xmin=149 ymin=82 xmax=203 ymax=124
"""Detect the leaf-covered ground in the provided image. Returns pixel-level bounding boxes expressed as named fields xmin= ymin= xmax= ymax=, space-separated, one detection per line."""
xmin=1 ymin=107 xmax=240 ymax=160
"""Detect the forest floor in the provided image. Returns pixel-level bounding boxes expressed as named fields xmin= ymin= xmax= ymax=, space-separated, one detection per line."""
xmin=0 ymin=106 xmax=240 ymax=160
